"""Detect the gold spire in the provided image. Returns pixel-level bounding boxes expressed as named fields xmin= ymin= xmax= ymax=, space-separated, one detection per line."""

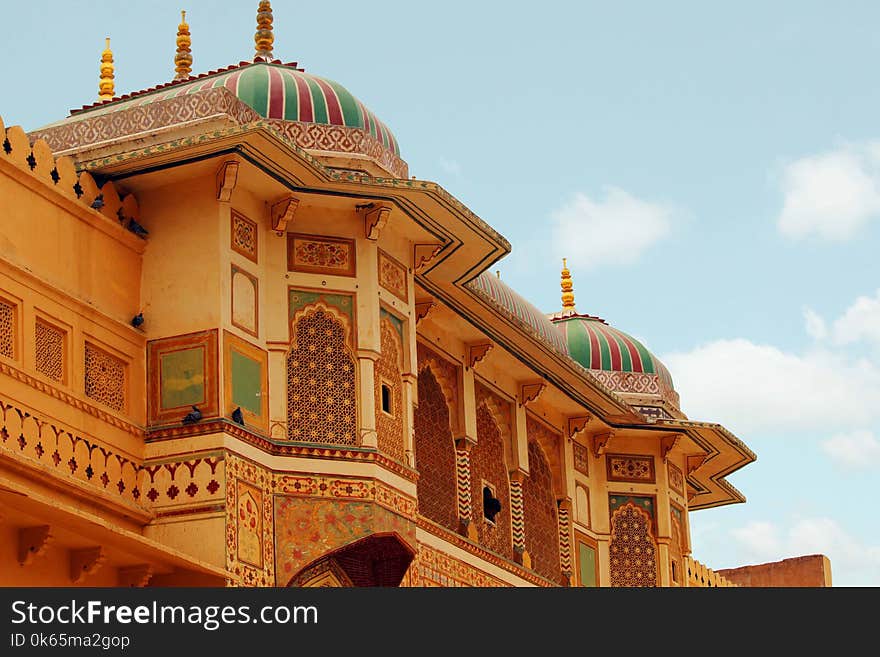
xmin=98 ymin=37 xmax=115 ymax=101
xmin=174 ymin=10 xmax=193 ymax=81
xmin=254 ymin=1 xmax=274 ymax=62
xmin=561 ymin=258 xmax=576 ymax=312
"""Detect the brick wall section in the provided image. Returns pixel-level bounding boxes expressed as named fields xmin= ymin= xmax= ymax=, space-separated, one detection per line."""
xmin=717 ymin=555 xmax=832 ymax=587
xmin=413 ymin=366 xmax=458 ymax=532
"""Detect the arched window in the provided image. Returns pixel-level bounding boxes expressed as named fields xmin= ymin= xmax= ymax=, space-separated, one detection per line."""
xmin=522 ymin=439 xmax=561 ymax=581
xmin=471 ymin=403 xmax=513 ymax=559
xmin=413 ymin=365 xmax=457 ymax=531
xmin=287 ymin=305 xmax=357 ymax=445
xmin=610 ymin=502 xmax=658 ymax=587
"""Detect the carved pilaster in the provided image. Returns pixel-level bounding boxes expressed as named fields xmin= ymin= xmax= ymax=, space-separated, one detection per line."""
xmin=566 ymin=415 xmax=591 ymax=441
xmin=18 ymin=526 xmax=53 ymax=566
xmin=358 ymin=201 xmax=392 ymax=240
xmin=270 ymin=195 xmax=299 ymax=235
xmin=455 ymin=437 xmax=477 ymax=540
xmin=466 ymin=340 xmax=493 ymax=369
xmin=557 ymin=499 xmax=573 ymax=585
xmin=70 ymin=547 xmax=106 ymax=584
xmin=413 ymin=243 xmax=442 ymax=272
xmin=215 ymin=160 xmax=239 ymax=202
xmin=591 ymin=430 xmax=614 ymax=458
xmin=660 ymin=433 xmax=682 ymax=461
xmin=118 ymin=565 xmax=154 ymax=588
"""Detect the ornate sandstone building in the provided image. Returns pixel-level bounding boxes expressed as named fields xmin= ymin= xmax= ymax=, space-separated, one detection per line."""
xmin=0 ymin=4 xmax=829 ymax=587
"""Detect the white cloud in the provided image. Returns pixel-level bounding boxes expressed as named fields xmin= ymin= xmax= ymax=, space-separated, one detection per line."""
xmin=821 ymin=430 xmax=880 ymax=470
xmin=732 ymin=517 xmax=880 ymax=586
xmin=550 ymin=187 xmax=672 ymax=269
xmin=831 ymin=288 xmax=880 ymax=346
xmin=777 ymin=144 xmax=880 ymax=241
xmin=803 ymin=307 xmax=828 ymax=340
xmin=662 ymin=338 xmax=880 ymax=435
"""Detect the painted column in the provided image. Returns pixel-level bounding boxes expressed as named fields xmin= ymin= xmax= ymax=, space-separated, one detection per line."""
xmin=356 ymin=237 xmax=380 ymax=448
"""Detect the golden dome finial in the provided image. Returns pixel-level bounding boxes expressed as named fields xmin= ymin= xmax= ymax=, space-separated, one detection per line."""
xmin=254 ymin=1 xmax=274 ymax=62
xmin=98 ymin=37 xmax=115 ymax=101
xmin=174 ymin=10 xmax=193 ymax=81
xmin=561 ymin=258 xmax=576 ymax=312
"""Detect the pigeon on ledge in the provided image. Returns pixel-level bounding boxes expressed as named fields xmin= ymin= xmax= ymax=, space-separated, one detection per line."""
xmin=182 ymin=405 xmax=202 ymax=425
xmin=231 ymin=407 xmax=244 ymax=426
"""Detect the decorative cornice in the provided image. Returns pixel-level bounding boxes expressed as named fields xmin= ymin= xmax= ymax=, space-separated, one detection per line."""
xmin=414 ymin=297 xmax=436 ymax=324
xmin=416 ymin=516 xmax=558 ymax=588
xmin=146 ymin=420 xmax=419 ymax=483
xmin=215 ymin=159 xmax=239 ymax=202
xmin=358 ymin=201 xmax=392 ymax=241
xmin=518 ymin=380 xmax=546 ymax=407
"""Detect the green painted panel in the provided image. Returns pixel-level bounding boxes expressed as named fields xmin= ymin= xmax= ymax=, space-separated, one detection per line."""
xmin=231 ymin=350 xmax=262 ymax=415
xmin=160 ymin=347 xmax=205 ymax=409
xmin=380 ymin=308 xmax=404 ymax=339
xmin=578 ymin=542 xmax=598 ymax=587
xmin=289 ymin=289 xmax=353 ymax=320
xmin=609 ymin=494 xmax=655 ymax=518
xmin=565 ymin=320 xmax=592 ymax=369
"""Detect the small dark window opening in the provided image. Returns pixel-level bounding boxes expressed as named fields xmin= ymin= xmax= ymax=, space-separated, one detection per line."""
xmin=381 ymin=383 xmax=392 ymax=414
xmin=483 ymin=486 xmax=502 ymax=523
xmin=671 ymin=560 xmax=678 ymax=583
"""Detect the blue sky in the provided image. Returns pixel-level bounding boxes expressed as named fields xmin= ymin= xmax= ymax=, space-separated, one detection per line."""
xmin=3 ymin=1 xmax=878 ymax=585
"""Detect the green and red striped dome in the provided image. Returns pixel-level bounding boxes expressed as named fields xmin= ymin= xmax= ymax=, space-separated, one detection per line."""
xmin=70 ymin=61 xmax=400 ymax=155
xmin=553 ymin=315 xmax=674 ymax=389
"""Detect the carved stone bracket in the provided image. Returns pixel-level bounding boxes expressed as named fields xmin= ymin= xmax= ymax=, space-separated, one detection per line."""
xmin=271 ymin=195 xmax=299 ymax=235
xmin=357 ymin=201 xmax=392 ymax=240
xmin=566 ymin=415 xmax=592 ymax=441
xmin=414 ymin=297 xmax=436 ymax=324
xmin=413 ymin=243 xmax=443 ymax=272
xmin=590 ymin=431 xmax=615 ymax=458
xmin=215 ymin=160 xmax=239 ymax=202
xmin=518 ymin=380 xmax=546 ymax=407
xmin=466 ymin=340 xmax=493 ymax=369
xmin=18 ymin=525 xmax=53 ymax=566
xmin=661 ymin=433 xmax=682 ymax=461
xmin=686 ymin=453 xmax=707 ymax=474
xmin=118 ymin=565 xmax=154 ymax=588
xmin=70 ymin=547 xmax=106 ymax=584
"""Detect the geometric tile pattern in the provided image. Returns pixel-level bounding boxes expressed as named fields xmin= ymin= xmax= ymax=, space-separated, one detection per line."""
xmin=609 ymin=502 xmax=658 ymax=587
xmin=606 ymin=454 xmax=655 ymax=483
xmin=286 ymin=306 xmax=357 ymax=444
xmin=374 ymin=317 xmax=405 ymax=461
xmin=0 ymin=299 xmax=13 ymax=359
xmin=472 ymin=403 xmax=513 ymax=559
xmin=231 ymin=211 xmax=258 ymax=263
xmin=557 ymin=503 xmax=572 ymax=579
xmin=413 ymin=366 xmax=458 ymax=532
xmin=35 ymin=320 xmax=64 ymax=382
xmin=522 ymin=440 xmax=561 ymax=582
xmin=573 ymin=441 xmax=590 ymax=476
xmin=668 ymin=461 xmax=684 ymax=496
xmin=84 ymin=342 xmax=126 ymax=413
xmin=378 ymin=249 xmax=407 ymax=302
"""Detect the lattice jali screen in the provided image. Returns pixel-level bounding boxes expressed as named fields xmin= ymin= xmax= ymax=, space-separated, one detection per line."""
xmin=609 ymin=503 xmax=658 ymax=587
xmin=0 ymin=300 xmax=15 ymax=359
xmin=522 ymin=440 xmax=561 ymax=582
xmin=413 ymin=366 xmax=458 ymax=532
xmin=374 ymin=318 xmax=405 ymax=461
xmin=84 ymin=343 xmax=126 ymax=412
xmin=35 ymin=320 xmax=65 ymax=382
xmin=286 ymin=307 xmax=357 ymax=445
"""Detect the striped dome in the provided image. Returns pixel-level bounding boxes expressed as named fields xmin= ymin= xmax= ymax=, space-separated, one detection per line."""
xmin=469 ymin=272 xmax=569 ymax=354
xmin=71 ymin=62 xmax=400 ymax=155
xmin=553 ymin=315 xmax=674 ymax=389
